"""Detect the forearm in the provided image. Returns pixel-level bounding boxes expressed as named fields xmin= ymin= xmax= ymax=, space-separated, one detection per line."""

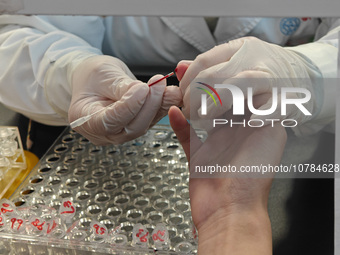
xmin=283 ymin=20 xmax=339 ymax=136
xmin=197 ymin=208 xmax=272 ymax=255
xmin=0 ymin=16 xmax=101 ymax=125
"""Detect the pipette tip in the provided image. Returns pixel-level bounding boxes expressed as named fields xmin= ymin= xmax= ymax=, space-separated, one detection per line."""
xmin=148 ymin=71 xmax=176 ymax=87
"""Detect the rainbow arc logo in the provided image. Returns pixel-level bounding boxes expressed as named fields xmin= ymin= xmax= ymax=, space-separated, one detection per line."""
xmin=196 ymin=82 xmax=222 ymax=115
xmin=196 ymin=82 xmax=222 ymax=106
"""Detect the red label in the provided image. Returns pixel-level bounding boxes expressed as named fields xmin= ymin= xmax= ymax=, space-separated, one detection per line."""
xmin=136 ymin=229 xmax=149 ymax=242
xmin=152 ymin=230 xmax=165 ymax=242
xmin=60 ymin=201 xmax=75 ymax=214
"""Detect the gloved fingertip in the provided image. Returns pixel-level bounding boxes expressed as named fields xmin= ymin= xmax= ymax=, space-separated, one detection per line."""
xmin=148 ymin=74 xmax=167 ymax=87
xmin=133 ymin=82 xmax=150 ymax=95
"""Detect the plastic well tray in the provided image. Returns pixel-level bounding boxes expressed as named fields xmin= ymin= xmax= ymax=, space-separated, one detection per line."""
xmin=0 ymin=125 xmax=206 ymax=254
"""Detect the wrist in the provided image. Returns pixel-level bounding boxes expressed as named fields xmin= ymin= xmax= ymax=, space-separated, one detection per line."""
xmin=44 ymin=51 xmax=99 ymax=120
xmin=286 ymin=42 xmax=336 ymax=79
xmin=197 ymin=206 xmax=272 ymax=255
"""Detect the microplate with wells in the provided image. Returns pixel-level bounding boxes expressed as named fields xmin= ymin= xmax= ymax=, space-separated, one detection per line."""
xmin=0 ymin=125 xmax=206 ymax=254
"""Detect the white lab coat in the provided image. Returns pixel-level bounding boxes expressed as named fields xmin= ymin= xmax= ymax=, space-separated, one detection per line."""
xmin=0 ymin=15 xmax=338 ymax=134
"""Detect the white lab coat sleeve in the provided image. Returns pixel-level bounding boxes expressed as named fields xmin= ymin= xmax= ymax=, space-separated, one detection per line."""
xmin=284 ymin=18 xmax=339 ymax=136
xmin=0 ymin=15 xmax=102 ymax=126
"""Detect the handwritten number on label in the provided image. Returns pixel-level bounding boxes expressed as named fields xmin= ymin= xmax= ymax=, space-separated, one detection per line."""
xmin=46 ymin=220 xmax=57 ymax=234
xmin=31 ymin=219 xmax=45 ymax=231
xmin=136 ymin=228 xmax=149 ymax=242
xmin=10 ymin=218 xmax=23 ymax=231
xmin=93 ymin=224 xmax=106 ymax=235
xmin=60 ymin=201 xmax=75 ymax=214
xmin=152 ymin=230 xmax=165 ymax=242
xmin=1 ymin=203 xmax=13 ymax=214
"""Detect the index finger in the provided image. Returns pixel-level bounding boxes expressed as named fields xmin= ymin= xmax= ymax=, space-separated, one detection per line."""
xmin=180 ymin=38 xmax=245 ymax=94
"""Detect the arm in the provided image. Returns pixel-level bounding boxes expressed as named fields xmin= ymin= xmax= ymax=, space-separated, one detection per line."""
xmin=285 ymin=18 xmax=340 ymax=135
xmin=289 ymin=18 xmax=339 ymax=79
xmin=0 ymin=15 xmax=102 ymax=125
xmin=0 ymin=15 xmax=182 ymax=144
xmin=178 ymin=19 xmax=340 ymax=136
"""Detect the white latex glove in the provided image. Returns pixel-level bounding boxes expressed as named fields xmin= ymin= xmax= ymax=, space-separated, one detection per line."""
xmin=180 ymin=37 xmax=322 ymax=131
xmin=68 ymin=55 xmax=182 ymax=145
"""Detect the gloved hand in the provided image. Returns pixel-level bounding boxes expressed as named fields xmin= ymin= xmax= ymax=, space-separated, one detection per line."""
xmin=179 ymin=37 xmax=321 ymax=131
xmin=68 ymin=55 xmax=182 ymax=145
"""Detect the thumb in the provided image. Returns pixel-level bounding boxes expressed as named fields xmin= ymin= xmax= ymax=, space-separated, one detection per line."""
xmin=125 ymin=74 xmax=166 ymax=135
xmin=99 ymin=83 xmax=149 ymax=133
